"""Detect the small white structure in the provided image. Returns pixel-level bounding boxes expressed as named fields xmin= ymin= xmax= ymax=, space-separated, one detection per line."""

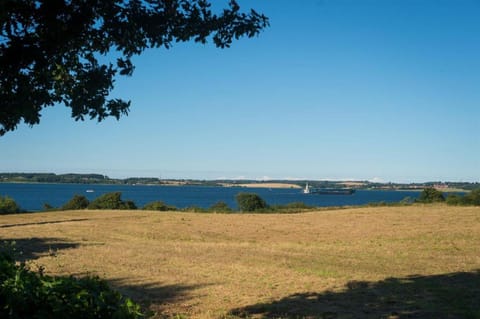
xmin=303 ymin=183 xmax=311 ymax=194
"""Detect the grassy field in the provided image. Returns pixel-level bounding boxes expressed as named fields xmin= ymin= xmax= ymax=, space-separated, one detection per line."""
xmin=1 ymin=206 xmax=479 ymax=318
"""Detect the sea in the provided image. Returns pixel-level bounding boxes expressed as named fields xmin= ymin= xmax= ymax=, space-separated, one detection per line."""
xmin=0 ymin=183 xmax=421 ymax=212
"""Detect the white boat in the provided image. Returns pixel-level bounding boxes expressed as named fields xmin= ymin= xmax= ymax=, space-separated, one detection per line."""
xmin=303 ymin=183 xmax=311 ymax=194
xmin=86 ymin=189 xmax=95 ymax=193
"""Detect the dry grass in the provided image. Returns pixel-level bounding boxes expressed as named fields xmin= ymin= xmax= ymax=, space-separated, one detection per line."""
xmin=1 ymin=205 xmax=479 ymax=318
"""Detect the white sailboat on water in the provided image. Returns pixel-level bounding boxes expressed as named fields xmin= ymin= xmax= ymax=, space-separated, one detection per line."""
xmin=303 ymin=183 xmax=311 ymax=194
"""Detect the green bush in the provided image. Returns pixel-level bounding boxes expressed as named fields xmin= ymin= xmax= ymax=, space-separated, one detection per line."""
xmin=208 ymin=201 xmax=232 ymax=213
xmin=416 ymin=187 xmax=445 ymax=203
xmin=282 ymin=202 xmax=313 ymax=209
xmin=62 ymin=194 xmax=90 ymax=210
xmin=446 ymin=194 xmax=463 ymax=206
xmin=124 ymin=200 xmax=137 ymax=210
xmin=447 ymin=189 xmax=480 ymax=206
xmin=463 ymin=189 xmax=480 ymax=206
xmin=143 ymin=201 xmax=177 ymax=211
xmin=88 ymin=192 xmax=137 ymax=210
xmin=0 ymin=195 xmax=20 ymax=214
xmin=0 ymin=242 xmax=144 ymax=319
xmin=235 ymin=193 xmax=268 ymax=212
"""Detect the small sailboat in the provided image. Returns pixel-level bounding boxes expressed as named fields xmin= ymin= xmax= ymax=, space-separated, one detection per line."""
xmin=303 ymin=183 xmax=311 ymax=194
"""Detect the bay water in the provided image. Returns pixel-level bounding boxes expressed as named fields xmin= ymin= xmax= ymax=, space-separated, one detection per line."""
xmin=0 ymin=183 xmax=420 ymax=212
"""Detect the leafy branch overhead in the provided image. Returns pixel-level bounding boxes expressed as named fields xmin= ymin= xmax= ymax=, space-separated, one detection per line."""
xmin=0 ymin=0 xmax=269 ymax=135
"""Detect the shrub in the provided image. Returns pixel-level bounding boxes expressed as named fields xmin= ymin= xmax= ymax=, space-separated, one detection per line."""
xmin=62 ymin=194 xmax=90 ymax=210
xmin=445 ymin=189 xmax=480 ymax=206
xmin=0 ymin=242 xmax=144 ymax=318
xmin=416 ymin=187 xmax=445 ymax=203
xmin=208 ymin=201 xmax=232 ymax=213
xmin=88 ymin=192 xmax=137 ymax=210
xmin=124 ymin=200 xmax=137 ymax=210
xmin=446 ymin=194 xmax=463 ymax=206
xmin=282 ymin=202 xmax=313 ymax=209
xmin=143 ymin=201 xmax=177 ymax=211
xmin=235 ymin=193 xmax=268 ymax=212
xmin=463 ymin=189 xmax=480 ymax=206
xmin=0 ymin=195 xmax=20 ymax=214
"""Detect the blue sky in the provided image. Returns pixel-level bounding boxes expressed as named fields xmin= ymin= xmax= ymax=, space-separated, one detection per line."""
xmin=1 ymin=0 xmax=479 ymax=182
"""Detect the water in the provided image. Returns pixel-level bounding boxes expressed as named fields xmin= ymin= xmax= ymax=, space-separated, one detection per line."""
xmin=0 ymin=183 xmax=420 ymax=211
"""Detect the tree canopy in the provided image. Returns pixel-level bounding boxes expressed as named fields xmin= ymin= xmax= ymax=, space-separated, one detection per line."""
xmin=0 ymin=0 xmax=269 ymax=135
xmin=235 ymin=192 xmax=267 ymax=212
xmin=416 ymin=187 xmax=445 ymax=203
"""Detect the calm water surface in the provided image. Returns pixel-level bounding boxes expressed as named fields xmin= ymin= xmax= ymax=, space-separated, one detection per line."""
xmin=0 ymin=183 xmax=420 ymax=211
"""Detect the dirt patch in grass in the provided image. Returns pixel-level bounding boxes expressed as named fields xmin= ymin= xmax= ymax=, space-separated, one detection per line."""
xmin=1 ymin=206 xmax=479 ymax=318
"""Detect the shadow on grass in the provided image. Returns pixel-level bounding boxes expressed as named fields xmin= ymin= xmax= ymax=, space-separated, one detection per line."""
xmin=230 ymin=270 xmax=480 ymax=319
xmin=0 ymin=238 xmax=206 ymax=317
xmin=109 ymin=278 xmax=210 ymax=317
xmin=0 ymin=237 xmax=81 ymax=262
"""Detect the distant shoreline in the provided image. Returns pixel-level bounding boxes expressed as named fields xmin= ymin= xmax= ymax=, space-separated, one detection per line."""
xmin=0 ymin=181 xmax=301 ymax=189
xmin=0 ymin=173 xmax=476 ymax=192
xmin=0 ymin=181 xmax=469 ymax=193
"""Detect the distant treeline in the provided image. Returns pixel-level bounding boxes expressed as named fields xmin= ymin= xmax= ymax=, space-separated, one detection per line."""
xmin=1 ymin=173 xmax=479 ymax=191
xmin=0 ymin=173 xmax=113 ymax=184
xmin=0 ymin=173 xmax=229 ymax=186
xmin=0 ymin=192 xmax=317 ymax=214
xmin=0 ymin=173 xmax=167 ymax=185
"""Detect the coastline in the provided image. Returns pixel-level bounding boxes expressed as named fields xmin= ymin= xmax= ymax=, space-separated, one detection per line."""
xmin=0 ymin=181 xmax=469 ymax=192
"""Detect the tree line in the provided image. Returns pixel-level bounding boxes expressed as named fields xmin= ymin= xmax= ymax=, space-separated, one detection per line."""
xmin=416 ymin=187 xmax=480 ymax=205
xmin=2 ymin=188 xmax=480 ymax=215
xmin=1 ymin=192 xmax=314 ymax=214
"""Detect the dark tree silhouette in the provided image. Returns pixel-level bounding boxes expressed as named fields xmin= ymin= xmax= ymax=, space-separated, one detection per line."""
xmin=235 ymin=192 xmax=268 ymax=212
xmin=0 ymin=0 xmax=269 ymax=135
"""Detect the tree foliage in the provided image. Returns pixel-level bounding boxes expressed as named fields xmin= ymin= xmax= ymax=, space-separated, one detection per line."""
xmin=88 ymin=192 xmax=137 ymax=209
xmin=0 ymin=0 xmax=269 ymax=135
xmin=0 ymin=195 xmax=20 ymax=214
xmin=446 ymin=189 xmax=480 ymax=206
xmin=445 ymin=193 xmax=462 ymax=206
xmin=0 ymin=242 xmax=144 ymax=318
xmin=142 ymin=200 xmax=176 ymax=211
xmin=416 ymin=187 xmax=445 ymax=203
xmin=235 ymin=192 xmax=267 ymax=212
xmin=463 ymin=188 xmax=480 ymax=205
xmin=208 ymin=200 xmax=232 ymax=213
xmin=62 ymin=194 xmax=90 ymax=210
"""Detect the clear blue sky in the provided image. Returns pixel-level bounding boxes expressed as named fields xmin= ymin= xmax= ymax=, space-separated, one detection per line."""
xmin=1 ymin=0 xmax=479 ymax=182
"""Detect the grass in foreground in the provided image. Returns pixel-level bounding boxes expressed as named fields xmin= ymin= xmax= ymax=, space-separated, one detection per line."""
xmin=1 ymin=205 xmax=479 ymax=318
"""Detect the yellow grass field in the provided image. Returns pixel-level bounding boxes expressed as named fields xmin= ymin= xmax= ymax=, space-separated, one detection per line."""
xmin=1 ymin=206 xmax=479 ymax=318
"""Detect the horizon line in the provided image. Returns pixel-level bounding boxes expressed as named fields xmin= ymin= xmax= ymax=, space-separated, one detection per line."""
xmin=0 ymin=171 xmax=478 ymax=184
